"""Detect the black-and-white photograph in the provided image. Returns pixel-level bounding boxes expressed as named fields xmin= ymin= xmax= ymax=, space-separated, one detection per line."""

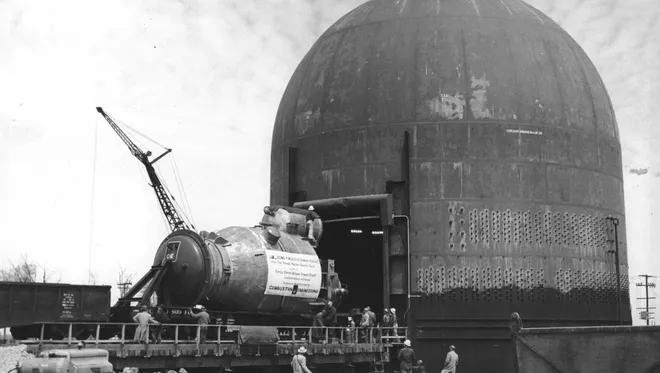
xmin=1 ymin=0 xmax=658 ymax=372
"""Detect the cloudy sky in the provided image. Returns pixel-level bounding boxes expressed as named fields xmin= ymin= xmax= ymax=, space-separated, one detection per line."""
xmin=1 ymin=0 xmax=659 ymax=323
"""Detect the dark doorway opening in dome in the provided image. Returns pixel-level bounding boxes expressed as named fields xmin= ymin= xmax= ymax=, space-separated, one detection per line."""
xmin=317 ymin=217 xmax=385 ymax=321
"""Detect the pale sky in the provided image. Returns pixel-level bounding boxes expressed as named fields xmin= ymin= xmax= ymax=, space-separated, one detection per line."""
xmin=1 ymin=0 xmax=659 ymax=324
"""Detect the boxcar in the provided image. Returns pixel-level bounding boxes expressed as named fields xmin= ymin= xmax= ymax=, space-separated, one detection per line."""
xmin=0 ymin=282 xmax=110 ymax=338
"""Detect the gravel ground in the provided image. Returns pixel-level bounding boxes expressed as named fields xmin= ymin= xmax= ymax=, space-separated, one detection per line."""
xmin=0 ymin=345 xmax=34 ymax=373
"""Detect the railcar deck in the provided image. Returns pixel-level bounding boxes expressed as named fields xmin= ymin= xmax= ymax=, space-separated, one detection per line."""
xmin=17 ymin=322 xmax=406 ymax=369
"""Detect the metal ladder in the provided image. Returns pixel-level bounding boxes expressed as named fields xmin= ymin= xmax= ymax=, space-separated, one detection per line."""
xmin=371 ymin=349 xmax=388 ymax=373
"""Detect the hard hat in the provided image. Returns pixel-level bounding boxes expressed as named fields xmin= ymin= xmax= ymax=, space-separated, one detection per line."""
xmin=308 ymin=205 xmax=315 ymax=211
xmin=298 ymin=346 xmax=307 ymax=353
xmin=404 ymin=339 xmax=411 ymax=347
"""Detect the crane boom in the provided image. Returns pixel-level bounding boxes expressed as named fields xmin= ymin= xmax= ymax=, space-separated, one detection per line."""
xmin=96 ymin=107 xmax=191 ymax=232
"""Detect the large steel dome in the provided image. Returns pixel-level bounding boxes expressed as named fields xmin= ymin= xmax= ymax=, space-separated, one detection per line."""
xmin=271 ymin=0 xmax=628 ymax=371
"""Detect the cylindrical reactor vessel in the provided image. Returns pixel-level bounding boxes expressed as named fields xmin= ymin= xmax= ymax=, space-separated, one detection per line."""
xmin=153 ymin=208 xmax=333 ymax=316
xmin=270 ymin=0 xmax=629 ymax=370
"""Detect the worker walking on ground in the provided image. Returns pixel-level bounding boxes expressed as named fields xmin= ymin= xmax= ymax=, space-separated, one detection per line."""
xmin=398 ymin=339 xmax=416 ymax=373
xmin=291 ymin=346 xmax=313 ymax=373
xmin=190 ymin=305 xmax=210 ymax=343
xmin=133 ymin=306 xmax=158 ymax=343
xmin=441 ymin=345 xmax=459 ymax=373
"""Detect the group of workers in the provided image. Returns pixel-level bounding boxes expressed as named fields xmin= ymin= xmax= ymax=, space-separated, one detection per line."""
xmin=353 ymin=305 xmax=399 ymax=342
xmin=309 ymin=303 xmax=401 ymax=343
xmin=291 ymin=338 xmax=459 ymax=373
xmin=133 ymin=303 xmax=459 ymax=373
xmin=396 ymin=340 xmax=459 ymax=373
xmin=132 ymin=304 xmax=209 ymax=344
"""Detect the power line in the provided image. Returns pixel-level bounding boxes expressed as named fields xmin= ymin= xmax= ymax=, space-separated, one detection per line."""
xmin=88 ymin=116 xmax=99 ymax=284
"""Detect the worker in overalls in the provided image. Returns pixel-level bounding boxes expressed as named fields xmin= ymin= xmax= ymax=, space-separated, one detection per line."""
xmin=306 ymin=206 xmax=319 ymax=245
xmin=133 ymin=306 xmax=158 ymax=343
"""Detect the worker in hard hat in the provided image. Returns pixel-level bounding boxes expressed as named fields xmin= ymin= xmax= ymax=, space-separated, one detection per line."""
xmin=391 ymin=307 xmax=400 ymax=340
xmin=291 ymin=346 xmax=312 ymax=373
xmin=398 ymin=339 xmax=416 ymax=373
xmin=133 ymin=306 xmax=158 ymax=344
xmin=306 ymin=205 xmax=318 ymax=244
xmin=190 ymin=305 xmax=210 ymax=344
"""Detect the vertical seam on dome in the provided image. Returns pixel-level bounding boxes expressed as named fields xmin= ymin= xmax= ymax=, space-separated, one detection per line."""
xmin=543 ymin=40 xmax=567 ymax=128
xmin=319 ymin=29 xmax=350 ymax=134
xmin=502 ymin=19 xmax=522 ymax=123
xmin=566 ymin=39 xmax=598 ymax=134
xmin=289 ymin=54 xmax=314 ymax=141
xmin=459 ymin=27 xmax=472 ymax=122
xmin=571 ymin=43 xmax=602 ymax=172
xmin=411 ymin=15 xmax=421 ymax=123
xmin=284 ymin=51 xmax=316 ymax=204
xmin=572 ymin=47 xmax=599 ymax=134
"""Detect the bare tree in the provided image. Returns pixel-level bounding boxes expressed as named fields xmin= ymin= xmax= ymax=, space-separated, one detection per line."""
xmin=88 ymin=271 xmax=98 ymax=285
xmin=0 ymin=255 xmax=59 ymax=283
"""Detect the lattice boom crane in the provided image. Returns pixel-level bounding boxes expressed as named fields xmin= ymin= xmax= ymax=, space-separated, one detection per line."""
xmin=96 ymin=107 xmax=192 ymax=232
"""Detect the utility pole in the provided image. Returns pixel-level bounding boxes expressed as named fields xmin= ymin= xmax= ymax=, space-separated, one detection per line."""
xmin=605 ymin=216 xmax=622 ymax=324
xmin=636 ymin=275 xmax=656 ymax=325
xmin=117 ymin=281 xmax=133 ymax=298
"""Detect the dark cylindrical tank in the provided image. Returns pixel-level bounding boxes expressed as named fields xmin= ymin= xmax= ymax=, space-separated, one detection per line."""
xmin=154 ymin=214 xmax=333 ymax=315
xmin=270 ymin=0 xmax=629 ymax=371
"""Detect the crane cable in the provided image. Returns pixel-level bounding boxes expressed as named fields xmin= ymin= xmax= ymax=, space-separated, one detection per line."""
xmin=88 ymin=116 xmax=99 ymax=284
xmin=154 ymin=162 xmax=196 ymax=229
xmin=120 ymin=119 xmax=169 ymax=151
xmin=171 ymin=155 xmax=195 ymax=227
xmin=112 ymin=115 xmax=195 ymax=230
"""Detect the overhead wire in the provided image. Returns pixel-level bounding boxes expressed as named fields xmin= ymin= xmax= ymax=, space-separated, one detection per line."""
xmin=102 ymin=111 xmax=197 ymax=231
xmin=88 ymin=116 xmax=99 ymax=284
xmin=171 ymin=155 xmax=195 ymax=227
xmin=154 ymin=162 xmax=195 ymax=230
xmin=120 ymin=119 xmax=169 ymax=150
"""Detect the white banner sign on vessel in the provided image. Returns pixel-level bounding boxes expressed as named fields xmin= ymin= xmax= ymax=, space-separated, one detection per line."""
xmin=264 ymin=250 xmax=321 ymax=299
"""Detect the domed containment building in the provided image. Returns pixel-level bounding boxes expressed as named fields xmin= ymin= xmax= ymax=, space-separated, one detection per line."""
xmin=270 ymin=0 xmax=630 ymax=371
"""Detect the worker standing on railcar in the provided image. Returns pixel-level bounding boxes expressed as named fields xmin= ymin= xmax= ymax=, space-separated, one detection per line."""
xmin=382 ymin=308 xmax=393 ymax=340
xmin=133 ymin=306 xmax=158 ymax=343
xmin=152 ymin=306 xmax=170 ymax=343
xmin=191 ymin=305 xmax=210 ymax=343
xmin=323 ymin=301 xmax=337 ymax=340
xmin=391 ymin=307 xmax=400 ymax=340
xmin=306 ymin=206 xmax=319 ymax=244
xmin=345 ymin=316 xmax=356 ymax=343
xmin=312 ymin=310 xmax=326 ymax=343
xmin=360 ymin=306 xmax=375 ymax=342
